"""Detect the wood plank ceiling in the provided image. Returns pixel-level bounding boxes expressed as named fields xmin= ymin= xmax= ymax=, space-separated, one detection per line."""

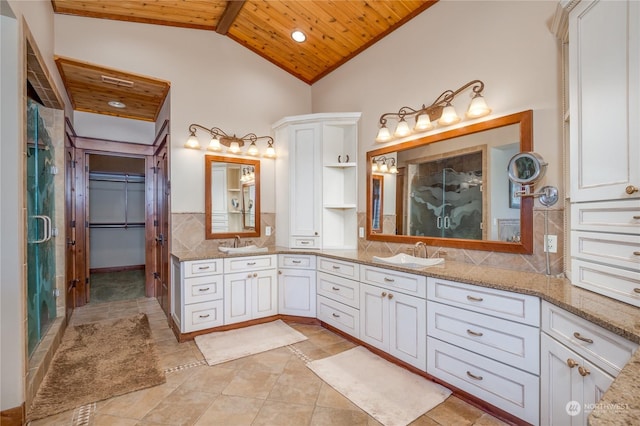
xmin=52 ymin=0 xmax=437 ymax=121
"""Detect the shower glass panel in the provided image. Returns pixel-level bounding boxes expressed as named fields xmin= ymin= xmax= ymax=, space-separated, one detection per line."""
xmin=408 ymin=151 xmax=483 ymax=239
xmin=27 ymin=99 xmax=57 ymax=357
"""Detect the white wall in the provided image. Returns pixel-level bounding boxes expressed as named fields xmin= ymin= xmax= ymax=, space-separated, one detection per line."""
xmin=311 ymin=0 xmax=562 ymax=212
xmin=74 ymin=111 xmax=156 ymax=144
xmin=54 ymin=15 xmax=313 ymax=214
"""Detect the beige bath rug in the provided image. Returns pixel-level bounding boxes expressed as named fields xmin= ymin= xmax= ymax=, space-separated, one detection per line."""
xmin=195 ymin=319 xmax=307 ymax=366
xmin=307 ymin=346 xmax=451 ymax=426
xmin=27 ymin=313 xmax=165 ymax=421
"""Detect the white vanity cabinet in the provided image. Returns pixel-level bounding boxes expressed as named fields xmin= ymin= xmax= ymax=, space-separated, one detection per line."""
xmin=359 ymin=265 xmax=426 ymax=370
xmin=277 ymin=254 xmax=316 ymax=317
xmin=316 ymin=257 xmax=360 ymax=338
xmin=273 ymin=113 xmax=361 ymax=250
xmin=223 ymin=255 xmax=278 ymax=325
xmin=567 ymin=0 xmax=640 ymax=305
xmin=171 ymin=257 xmax=224 ymax=333
xmin=426 ymin=277 xmax=540 ymax=425
xmin=540 ymin=301 xmax=638 ymax=425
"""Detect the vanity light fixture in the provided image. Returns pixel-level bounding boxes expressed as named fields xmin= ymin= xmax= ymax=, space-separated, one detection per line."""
xmin=371 ymin=156 xmax=398 ymax=174
xmin=375 ymin=79 xmax=492 ymax=143
xmin=185 ymin=124 xmax=276 ymax=158
xmin=240 ymin=166 xmax=255 ymax=183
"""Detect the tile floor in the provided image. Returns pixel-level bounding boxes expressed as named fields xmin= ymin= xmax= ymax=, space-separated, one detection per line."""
xmin=30 ymin=297 xmax=508 ymax=426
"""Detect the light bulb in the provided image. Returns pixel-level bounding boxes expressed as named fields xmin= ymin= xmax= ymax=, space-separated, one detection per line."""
xmin=229 ymin=141 xmax=240 ymax=153
xmin=380 ymin=162 xmax=388 ymax=173
xmin=247 ymin=141 xmax=259 ymax=156
xmin=372 ymin=161 xmax=379 ymax=172
xmin=375 ymin=126 xmax=391 ymax=143
xmin=466 ymin=94 xmax=491 ymax=118
xmin=438 ymin=104 xmax=461 ymax=126
xmin=265 ymin=143 xmax=276 ymax=158
xmin=414 ymin=113 xmax=433 ymax=131
xmin=208 ymin=136 xmax=221 ymax=151
xmin=394 ymin=119 xmax=411 ymax=137
xmin=185 ymin=132 xmax=200 ymax=149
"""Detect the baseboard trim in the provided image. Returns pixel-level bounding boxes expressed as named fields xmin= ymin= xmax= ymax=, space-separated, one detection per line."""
xmin=1 ymin=404 xmax=24 ymax=426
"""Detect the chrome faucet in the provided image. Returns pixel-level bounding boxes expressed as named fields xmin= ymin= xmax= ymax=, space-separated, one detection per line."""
xmin=414 ymin=241 xmax=428 ymax=258
xmin=233 ymin=235 xmax=241 ymax=248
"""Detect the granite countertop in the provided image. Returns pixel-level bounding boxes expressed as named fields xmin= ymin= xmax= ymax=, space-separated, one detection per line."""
xmin=171 ymin=247 xmax=640 ymax=424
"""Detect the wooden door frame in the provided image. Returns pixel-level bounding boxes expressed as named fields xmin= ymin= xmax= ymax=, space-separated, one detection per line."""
xmin=153 ymin=130 xmax=170 ymax=315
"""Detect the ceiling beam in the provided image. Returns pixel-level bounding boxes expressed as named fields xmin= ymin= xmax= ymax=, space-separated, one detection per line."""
xmin=216 ymin=0 xmax=246 ymax=35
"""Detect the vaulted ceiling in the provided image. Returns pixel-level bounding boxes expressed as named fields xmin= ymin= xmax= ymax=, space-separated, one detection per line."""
xmin=51 ymin=0 xmax=437 ymax=121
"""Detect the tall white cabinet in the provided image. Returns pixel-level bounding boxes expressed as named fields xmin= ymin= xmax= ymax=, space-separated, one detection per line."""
xmin=567 ymin=0 xmax=640 ymax=306
xmin=273 ymin=113 xmax=361 ymax=250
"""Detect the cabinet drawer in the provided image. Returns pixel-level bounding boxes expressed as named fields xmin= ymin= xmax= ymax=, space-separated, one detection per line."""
xmin=290 ymin=236 xmax=320 ymax=249
xmin=427 ymin=337 xmax=539 ymax=425
xmin=571 ymin=259 xmax=640 ymax=308
xmin=541 ymin=301 xmax=638 ymax=376
xmin=427 ymin=301 xmax=539 ymax=373
xmin=224 ymin=255 xmax=276 ymax=273
xmin=184 ymin=275 xmax=223 ymax=304
xmin=317 ymin=271 xmax=359 ymax=308
xmin=317 ymin=257 xmax=359 ymax=280
xmin=278 ymin=253 xmax=316 ymax=269
xmin=183 ymin=300 xmax=224 ymax=332
xmin=317 ymin=295 xmax=359 ymax=338
xmin=572 ymin=231 xmax=640 ymax=271
xmin=571 ymin=199 xmax=640 ymax=235
xmin=184 ymin=259 xmax=223 ymax=278
xmin=427 ymin=277 xmax=540 ymax=326
xmin=360 ymin=265 xmax=426 ymax=298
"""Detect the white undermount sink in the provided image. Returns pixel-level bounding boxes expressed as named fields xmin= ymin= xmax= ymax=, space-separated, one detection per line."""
xmin=218 ymin=245 xmax=269 ymax=254
xmin=372 ymin=253 xmax=444 ymax=269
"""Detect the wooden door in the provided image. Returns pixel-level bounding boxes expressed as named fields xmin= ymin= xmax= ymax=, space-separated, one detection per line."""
xmin=154 ymin=143 xmax=170 ymax=315
xmin=64 ymin=146 xmax=77 ymax=318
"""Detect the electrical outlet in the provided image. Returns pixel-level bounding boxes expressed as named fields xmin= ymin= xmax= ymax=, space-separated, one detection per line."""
xmin=545 ymin=235 xmax=557 ymax=253
xmin=265 ymin=226 xmax=272 ymax=236
xmin=359 ymin=227 xmax=365 ymax=238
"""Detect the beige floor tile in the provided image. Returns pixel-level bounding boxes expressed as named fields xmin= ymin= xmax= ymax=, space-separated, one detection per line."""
xmin=315 ymin=382 xmax=361 ymax=411
xmin=424 ymin=396 xmax=485 ymax=425
xmin=252 ymin=399 xmax=315 ymax=426
xmin=194 ymin=395 xmax=263 ymax=426
xmin=92 ymin=413 xmax=139 ymax=425
xmin=139 ymin=388 xmax=215 ymax=425
xmin=222 ymin=369 xmax=280 ymax=399
xmin=267 ymin=370 xmax=322 ymax=405
xmin=28 ymin=408 xmax=74 ymax=425
xmin=176 ymin=365 xmax=236 ymax=395
xmin=158 ymin=346 xmax=200 ymax=370
xmin=474 ymin=412 xmax=511 ymax=425
xmin=310 ymin=406 xmax=371 ymax=425
xmin=241 ymin=346 xmax=293 ymax=374
xmin=408 ymin=413 xmax=442 ymax=425
xmin=96 ymin=381 xmax=175 ymax=420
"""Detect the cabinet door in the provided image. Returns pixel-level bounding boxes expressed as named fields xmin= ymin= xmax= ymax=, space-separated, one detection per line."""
xmin=359 ymin=283 xmax=389 ymax=351
xmin=289 ymin=123 xmax=322 ymax=237
xmin=581 ymin=357 xmax=614 ymax=420
xmin=569 ymin=0 xmax=640 ymax=201
xmin=224 ymin=272 xmax=252 ymax=325
xmin=253 ymin=269 xmax=278 ymax=319
xmin=540 ymin=333 xmax=584 ymax=426
xmin=278 ymin=268 xmax=316 ymax=317
xmin=389 ymin=291 xmax=426 ymax=370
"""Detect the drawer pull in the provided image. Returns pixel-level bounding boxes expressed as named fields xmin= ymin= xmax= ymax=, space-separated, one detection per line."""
xmin=625 ymin=185 xmax=639 ymax=194
xmin=199 ymin=314 xmax=210 ymax=318
xmin=381 ymin=292 xmax=387 ymax=298
xmin=567 ymin=358 xmax=578 ymax=368
xmin=384 ymin=277 xmax=395 ymax=283
xmin=634 ymin=288 xmax=640 ymax=294
xmin=331 ymin=286 xmax=340 ymax=291
xmin=573 ymin=332 xmax=594 ymax=344
xmin=466 ymin=295 xmax=483 ymax=302
xmin=578 ymin=366 xmax=591 ymax=377
xmin=388 ymin=293 xmax=394 ymax=300
xmin=198 ymin=266 xmax=210 ymax=270
xmin=292 ymin=260 xmax=302 ymax=264
xmin=332 ymin=313 xmax=340 ymax=318
xmin=332 ymin=265 xmax=341 ymax=270
xmin=300 ymin=241 xmax=310 ymax=245
xmin=198 ymin=287 xmax=210 ymax=292
xmin=633 ymin=251 xmax=640 ymax=256
xmin=466 ymin=371 xmax=483 ymax=381
xmin=466 ymin=329 xmax=483 ymax=337
xmin=634 ymin=216 xmax=640 ymax=220
xmin=247 ymin=262 xmax=257 ymax=266
xmin=253 ymin=273 xmax=258 ymax=278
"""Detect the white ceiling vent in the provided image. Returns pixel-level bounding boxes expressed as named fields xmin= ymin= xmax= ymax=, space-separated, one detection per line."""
xmin=101 ymin=75 xmax=134 ymax=87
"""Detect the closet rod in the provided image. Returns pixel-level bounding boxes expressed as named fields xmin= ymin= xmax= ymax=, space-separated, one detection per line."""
xmin=89 ymin=222 xmax=145 ymax=229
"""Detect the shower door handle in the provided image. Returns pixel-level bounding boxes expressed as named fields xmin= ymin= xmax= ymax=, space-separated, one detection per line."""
xmin=30 ymin=215 xmax=52 ymax=243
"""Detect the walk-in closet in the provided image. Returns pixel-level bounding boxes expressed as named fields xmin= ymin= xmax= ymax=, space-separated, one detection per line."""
xmin=88 ymin=154 xmax=146 ymax=303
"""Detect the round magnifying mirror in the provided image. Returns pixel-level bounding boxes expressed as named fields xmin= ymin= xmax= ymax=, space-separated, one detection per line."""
xmin=507 ymin=152 xmax=548 ymax=184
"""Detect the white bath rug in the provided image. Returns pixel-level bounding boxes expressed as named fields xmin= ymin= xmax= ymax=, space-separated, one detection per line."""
xmin=307 ymin=346 xmax=451 ymax=426
xmin=195 ymin=320 xmax=307 ymax=366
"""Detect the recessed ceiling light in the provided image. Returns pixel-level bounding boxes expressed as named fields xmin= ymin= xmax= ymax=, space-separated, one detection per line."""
xmin=108 ymin=100 xmax=126 ymax=108
xmin=291 ymin=30 xmax=306 ymax=43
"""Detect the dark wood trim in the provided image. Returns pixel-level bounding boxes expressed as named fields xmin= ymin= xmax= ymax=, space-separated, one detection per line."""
xmin=74 ymin=136 xmax=155 ymax=156
xmin=152 ymin=119 xmax=170 ymax=149
xmin=89 ymin=264 xmax=145 ymax=274
xmin=216 ymin=0 xmax=246 ymax=35
xmin=0 ymin=403 xmax=24 ymax=426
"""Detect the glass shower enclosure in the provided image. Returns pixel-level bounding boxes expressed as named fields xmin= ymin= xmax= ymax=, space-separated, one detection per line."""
xmin=26 ymin=99 xmax=57 ymax=356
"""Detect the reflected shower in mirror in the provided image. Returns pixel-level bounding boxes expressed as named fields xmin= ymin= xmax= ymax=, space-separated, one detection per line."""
xmin=367 ymin=110 xmax=533 ymax=254
xmin=205 ymin=155 xmax=260 ymax=239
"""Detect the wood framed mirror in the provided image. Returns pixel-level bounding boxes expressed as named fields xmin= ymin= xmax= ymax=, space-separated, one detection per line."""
xmin=205 ymin=155 xmax=260 ymax=239
xmin=366 ymin=110 xmax=533 ymax=254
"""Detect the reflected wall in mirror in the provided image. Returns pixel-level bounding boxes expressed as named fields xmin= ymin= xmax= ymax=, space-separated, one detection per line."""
xmin=367 ymin=110 xmax=533 ymax=254
xmin=205 ymin=155 xmax=260 ymax=239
